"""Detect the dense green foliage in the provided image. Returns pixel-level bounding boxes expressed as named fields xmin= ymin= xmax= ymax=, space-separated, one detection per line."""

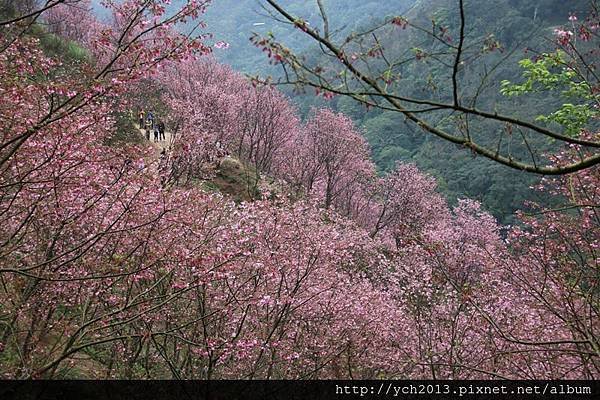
xmin=501 ymin=50 xmax=600 ymax=136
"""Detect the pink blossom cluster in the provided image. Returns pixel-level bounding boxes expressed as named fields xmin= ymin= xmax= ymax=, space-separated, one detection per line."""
xmin=554 ymin=28 xmax=573 ymax=45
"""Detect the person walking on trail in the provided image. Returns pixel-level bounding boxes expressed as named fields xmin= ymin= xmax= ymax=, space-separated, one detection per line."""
xmin=138 ymin=110 xmax=145 ymax=127
xmin=153 ymin=125 xmax=160 ymax=142
xmin=158 ymin=120 xmax=166 ymax=141
xmin=145 ymin=116 xmax=153 ymax=137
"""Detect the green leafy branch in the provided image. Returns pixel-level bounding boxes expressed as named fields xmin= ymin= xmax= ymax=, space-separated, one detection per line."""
xmin=500 ymin=51 xmax=598 ymax=137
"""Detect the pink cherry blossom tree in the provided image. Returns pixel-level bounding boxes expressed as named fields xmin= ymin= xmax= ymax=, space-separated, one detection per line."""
xmin=234 ymin=85 xmax=299 ymax=175
xmin=0 ymin=0 xmax=219 ymax=378
xmin=366 ymin=162 xmax=447 ymax=247
xmin=284 ymin=108 xmax=375 ymax=211
xmin=43 ymin=0 xmax=100 ymax=46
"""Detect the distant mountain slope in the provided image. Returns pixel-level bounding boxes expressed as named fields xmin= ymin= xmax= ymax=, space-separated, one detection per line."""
xmin=90 ymin=1 xmax=415 ymax=72
xmin=189 ymin=0 xmax=416 ymax=73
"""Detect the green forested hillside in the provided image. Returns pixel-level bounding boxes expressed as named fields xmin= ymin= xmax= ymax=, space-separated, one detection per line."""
xmin=203 ymin=0 xmax=416 ymax=73
xmin=261 ymin=0 xmax=592 ymax=224
xmin=92 ymin=1 xmax=414 ymax=73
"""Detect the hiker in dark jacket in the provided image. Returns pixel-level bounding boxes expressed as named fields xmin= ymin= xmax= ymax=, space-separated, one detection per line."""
xmin=158 ymin=121 xmax=166 ymax=141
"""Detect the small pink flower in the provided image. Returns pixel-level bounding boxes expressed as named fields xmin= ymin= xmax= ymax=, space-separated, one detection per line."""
xmin=391 ymin=16 xmax=408 ymax=29
xmin=579 ymin=26 xmax=591 ymax=41
xmin=554 ymin=28 xmax=573 ymax=45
